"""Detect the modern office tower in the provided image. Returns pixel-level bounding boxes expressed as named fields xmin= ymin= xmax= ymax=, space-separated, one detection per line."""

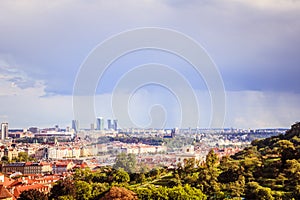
xmin=96 ymin=117 xmax=104 ymax=130
xmin=1 ymin=122 xmax=8 ymax=140
xmin=72 ymin=120 xmax=79 ymax=132
xmin=96 ymin=118 xmax=100 ymax=130
xmin=100 ymin=118 xmax=104 ymax=130
xmin=113 ymin=119 xmax=118 ymax=131
xmin=107 ymin=119 xmax=112 ymax=130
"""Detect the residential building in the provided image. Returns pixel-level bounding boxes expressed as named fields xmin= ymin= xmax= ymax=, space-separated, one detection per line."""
xmin=52 ymin=161 xmax=74 ymax=174
xmin=1 ymin=162 xmax=52 ymax=175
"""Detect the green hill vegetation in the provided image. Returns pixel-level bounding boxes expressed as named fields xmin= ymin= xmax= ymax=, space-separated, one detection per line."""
xmin=19 ymin=122 xmax=300 ymax=200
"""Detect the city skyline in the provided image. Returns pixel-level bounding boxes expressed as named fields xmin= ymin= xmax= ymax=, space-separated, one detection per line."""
xmin=0 ymin=1 xmax=300 ymax=129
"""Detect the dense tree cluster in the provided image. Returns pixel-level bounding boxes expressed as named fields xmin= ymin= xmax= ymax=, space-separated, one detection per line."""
xmin=18 ymin=122 xmax=300 ymax=200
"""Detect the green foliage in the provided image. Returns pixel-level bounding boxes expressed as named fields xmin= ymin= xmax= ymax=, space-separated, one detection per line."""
xmin=135 ymin=185 xmax=206 ymax=200
xmin=57 ymin=195 xmax=75 ymax=200
xmin=245 ymin=182 xmax=274 ymax=200
xmin=73 ymin=168 xmax=93 ymax=182
xmin=75 ymin=180 xmax=92 ymax=200
xmin=13 ymin=152 xmax=36 ymax=162
xmin=135 ymin=187 xmax=153 ymax=200
xmin=18 ymin=189 xmax=48 ymax=200
xmin=1 ymin=155 xmax=9 ymax=163
xmin=130 ymin=172 xmax=146 ymax=184
xmin=110 ymin=168 xmax=130 ymax=183
xmin=90 ymin=182 xmax=110 ymax=200
xmin=114 ymin=153 xmax=137 ymax=173
xmin=49 ymin=178 xmax=75 ymax=200
xmin=198 ymin=149 xmax=221 ymax=197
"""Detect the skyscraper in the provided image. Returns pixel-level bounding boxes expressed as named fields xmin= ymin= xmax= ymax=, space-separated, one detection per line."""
xmin=113 ymin=119 xmax=118 ymax=131
xmin=72 ymin=120 xmax=79 ymax=132
xmin=1 ymin=122 xmax=8 ymax=140
xmin=96 ymin=117 xmax=104 ymax=130
xmin=107 ymin=119 xmax=112 ymax=130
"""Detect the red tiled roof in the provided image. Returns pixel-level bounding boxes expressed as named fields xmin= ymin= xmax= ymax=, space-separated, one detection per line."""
xmin=0 ymin=184 xmax=14 ymax=199
xmin=13 ymin=184 xmax=49 ymax=198
xmin=3 ymin=177 xmax=15 ymax=187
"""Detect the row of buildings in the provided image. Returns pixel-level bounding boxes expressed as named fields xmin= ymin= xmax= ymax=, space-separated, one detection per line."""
xmin=72 ymin=118 xmax=118 ymax=132
xmin=1 ymin=161 xmax=76 ymax=175
xmin=0 ymin=141 xmax=168 ymax=161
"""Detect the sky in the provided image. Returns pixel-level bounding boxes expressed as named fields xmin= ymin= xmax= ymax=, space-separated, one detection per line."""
xmin=0 ymin=0 xmax=300 ymax=129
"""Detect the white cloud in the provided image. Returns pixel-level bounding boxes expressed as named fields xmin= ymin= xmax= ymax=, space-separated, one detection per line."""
xmin=0 ymin=60 xmax=73 ymax=128
xmin=0 ymin=59 xmax=45 ymax=96
xmin=232 ymin=0 xmax=300 ymax=11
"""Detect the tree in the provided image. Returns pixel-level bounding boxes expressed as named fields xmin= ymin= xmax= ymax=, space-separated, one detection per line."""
xmin=18 ymin=189 xmax=48 ymax=200
xmin=75 ymin=180 xmax=92 ymax=200
xmin=111 ymin=168 xmax=130 ymax=183
xmin=274 ymin=140 xmax=296 ymax=165
xmin=73 ymin=167 xmax=93 ymax=182
xmin=130 ymin=173 xmax=145 ymax=184
xmin=16 ymin=152 xmax=32 ymax=162
xmin=284 ymin=159 xmax=300 ymax=192
xmin=151 ymin=185 xmax=168 ymax=200
xmin=168 ymin=185 xmax=206 ymax=200
xmin=114 ymin=153 xmax=137 ymax=173
xmin=149 ymin=168 xmax=160 ymax=178
xmin=198 ymin=149 xmax=221 ymax=197
xmin=91 ymin=169 xmax=110 ymax=183
xmin=57 ymin=195 xmax=75 ymax=200
xmin=135 ymin=187 xmax=153 ymax=200
xmin=206 ymin=149 xmax=219 ymax=169
xmin=1 ymin=155 xmax=9 ymax=163
xmin=90 ymin=182 xmax=110 ymax=200
xmin=49 ymin=178 xmax=75 ymax=200
xmin=245 ymin=182 xmax=274 ymax=200
xmin=218 ymin=169 xmax=239 ymax=184
xmin=101 ymin=186 xmax=138 ymax=200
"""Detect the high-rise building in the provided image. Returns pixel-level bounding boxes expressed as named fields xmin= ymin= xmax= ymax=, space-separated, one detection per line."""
xmin=96 ymin=117 xmax=104 ymax=130
xmin=113 ymin=119 xmax=118 ymax=131
xmin=72 ymin=120 xmax=79 ymax=132
xmin=1 ymin=123 xmax=8 ymax=140
xmin=107 ymin=119 xmax=112 ymax=130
